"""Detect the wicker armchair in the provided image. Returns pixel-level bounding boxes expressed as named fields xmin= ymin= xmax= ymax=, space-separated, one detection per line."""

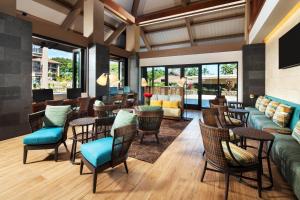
xmin=199 ymin=122 xmax=261 ymax=199
xmin=23 ymin=110 xmax=75 ymax=163
xmin=93 ymin=104 xmax=119 ymax=118
xmin=80 ymin=124 xmax=136 ymax=193
xmin=135 ymin=107 xmax=163 ymax=144
xmin=213 ymin=105 xmax=244 ymax=128
xmin=94 ymin=116 xmax=115 ymax=138
xmin=74 ymin=97 xmax=91 ymax=118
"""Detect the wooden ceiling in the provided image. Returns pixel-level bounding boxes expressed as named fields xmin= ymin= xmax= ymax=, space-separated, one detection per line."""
xmin=17 ymin=0 xmax=246 ymax=51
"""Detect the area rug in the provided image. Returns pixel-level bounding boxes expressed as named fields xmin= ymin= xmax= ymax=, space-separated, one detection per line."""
xmin=128 ymin=119 xmax=190 ymax=164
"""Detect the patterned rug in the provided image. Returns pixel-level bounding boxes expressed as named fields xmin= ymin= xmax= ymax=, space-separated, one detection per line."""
xmin=128 ymin=119 xmax=190 ymax=164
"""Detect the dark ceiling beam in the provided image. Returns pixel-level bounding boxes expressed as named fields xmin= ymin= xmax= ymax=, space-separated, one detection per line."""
xmin=140 ymin=29 xmax=151 ymax=51
xmin=144 ymin=13 xmax=244 ymax=33
xmin=131 ymin=0 xmax=140 ymax=17
xmin=142 ymin=33 xmax=244 ymax=48
xmin=136 ymin=0 xmax=244 ymax=25
xmin=52 ymin=0 xmax=74 ymax=9
xmin=181 ymin=0 xmax=195 ymax=46
xmin=100 ymin=0 xmax=135 ymax=24
xmin=61 ymin=0 xmax=84 ymax=30
xmin=105 ymin=23 xmax=127 ymax=44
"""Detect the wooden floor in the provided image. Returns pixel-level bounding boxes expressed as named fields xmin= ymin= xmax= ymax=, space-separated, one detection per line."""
xmin=0 ymin=114 xmax=295 ymax=200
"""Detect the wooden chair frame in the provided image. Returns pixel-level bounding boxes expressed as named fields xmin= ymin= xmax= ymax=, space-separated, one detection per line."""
xmin=23 ymin=110 xmax=75 ymax=164
xmin=80 ymin=124 xmax=136 ymax=193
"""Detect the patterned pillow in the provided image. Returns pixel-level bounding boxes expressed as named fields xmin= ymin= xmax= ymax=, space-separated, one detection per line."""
xmin=265 ymin=101 xmax=280 ymax=118
xmin=258 ymin=98 xmax=271 ymax=112
xmin=272 ymin=104 xmax=294 ymax=128
xmin=255 ymin=96 xmax=264 ymax=109
xmin=292 ymin=121 xmax=300 ymax=143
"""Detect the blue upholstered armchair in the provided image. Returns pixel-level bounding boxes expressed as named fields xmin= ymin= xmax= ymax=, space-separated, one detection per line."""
xmin=79 ymin=110 xmax=137 ymax=193
xmin=23 ymin=106 xmax=74 ymax=164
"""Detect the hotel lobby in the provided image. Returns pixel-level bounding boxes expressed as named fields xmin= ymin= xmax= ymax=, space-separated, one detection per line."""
xmin=1 ymin=0 xmax=300 ymax=199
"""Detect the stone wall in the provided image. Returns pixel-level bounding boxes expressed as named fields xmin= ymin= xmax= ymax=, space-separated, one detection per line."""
xmin=0 ymin=13 xmax=32 ymax=140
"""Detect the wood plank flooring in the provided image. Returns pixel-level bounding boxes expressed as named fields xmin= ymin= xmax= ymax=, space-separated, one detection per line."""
xmin=0 ymin=116 xmax=295 ymax=200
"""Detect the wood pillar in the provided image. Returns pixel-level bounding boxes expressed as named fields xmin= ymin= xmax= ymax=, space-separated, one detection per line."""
xmin=126 ymin=24 xmax=140 ymax=52
xmin=0 ymin=0 xmax=16 ymax=16
xmin=84 ymin=0 xmax=104 ymax=44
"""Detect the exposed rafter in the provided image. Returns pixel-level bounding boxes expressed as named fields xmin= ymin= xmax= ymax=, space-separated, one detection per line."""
xmin=140 ymin=29 xmax=151 ymax=51
xmin=142 ymin=33 xmax=244 ymax=49
xmin=61 ymin=0 xmax=84 ymax=30
xmin=131 ymin=0 xmax=140 ymax=17
xmin=181 ymin=0 xmax=194 ymax=46
xmin=144 ymin=13 xmax=244 ymax=33
xmin=136 ymin=0 xmax=244 ymax=25
xmin=105 ymin=23 xmax=127 ymax=44
xmin=100 ymin=0 xmax=135 ymax=24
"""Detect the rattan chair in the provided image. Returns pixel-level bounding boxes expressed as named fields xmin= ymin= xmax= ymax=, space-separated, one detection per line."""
xmin=212 ymin=105 xmax=244 ymax=129
xmin=74 ymin=97 xmax=91 ymax=118
xmin=23 ymin=110 xmax=75 ymax=163
xmin=93 ymin=104 xmax=119 ymax=118
xmin=199 ymin=122 xmax=261 ymax=199
xmin=94 ymin=116 xmax=115 ymax=138
xmin=135 ymin=108 xmax=163 ymax=144
xmin=80 ymin=124 xmax=136 ymax=193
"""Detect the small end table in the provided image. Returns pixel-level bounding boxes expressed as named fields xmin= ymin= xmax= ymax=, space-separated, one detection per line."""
xmin=69 ymin=117 xmax=95 ymax=164
xmin=232 ymin=127 xmax=275 ymax=190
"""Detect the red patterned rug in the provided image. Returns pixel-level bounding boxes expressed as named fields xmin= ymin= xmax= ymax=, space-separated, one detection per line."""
xmin=128 ymin=119 xmax=190 ymax=164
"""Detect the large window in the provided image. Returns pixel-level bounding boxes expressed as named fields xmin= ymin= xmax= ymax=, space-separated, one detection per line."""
xmin=142 ymin=62 xmax=238 ymax=109
xmin=31 ymin=39 xmax=83 ymax=94
xmin=109 ymin=56 xmax=127 ymax=88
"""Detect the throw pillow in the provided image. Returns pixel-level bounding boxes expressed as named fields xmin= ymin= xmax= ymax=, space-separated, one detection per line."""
xmin=150 ymin=100 xmax=162 ymax=107
xmin=265 ymin=101 xmax=280 ymax=118
xmin=292 ymin=121 xmax=300 ymax=143
xmin=43 ymin=105 xmax=71 ymax=127
xmin=272 ymin=104 xmax=294 ymax=128
xmin=258 ymin=98 xmax=271 ymax=112
xmin=94 ymin=100 xmax=105 ymax=106
xmin=255 ymin=96 xmax=264 ymax=109
xmin=162 ymin=101 xmax=179 ymax=108
xmin=110 ymin=109 xmax=136 ymax=136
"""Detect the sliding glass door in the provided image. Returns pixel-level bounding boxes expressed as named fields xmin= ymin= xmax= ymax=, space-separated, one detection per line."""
xmin=201 ymin=64 xmax=219 ymax=108
xmin=184 ymin=67 xmax=200 ymax=109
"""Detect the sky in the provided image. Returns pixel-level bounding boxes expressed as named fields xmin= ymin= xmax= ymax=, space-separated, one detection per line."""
xmin=48 ymin=49 xmax=73 ymax=59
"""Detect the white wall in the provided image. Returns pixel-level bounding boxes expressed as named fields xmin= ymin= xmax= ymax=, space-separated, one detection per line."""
xmin=140 ymin=51 xmax=243 ymax=101
xmin=265 ymin=8 xmax=300 ymax=104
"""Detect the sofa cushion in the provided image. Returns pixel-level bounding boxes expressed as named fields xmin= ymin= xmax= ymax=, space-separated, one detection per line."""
xmin=258 ymin=98 xmax=271 ymax=112
xmin=271 ymin=134 xmax=300 ymax=199
xmin=23 ymin=127 xmax=63 ymax=145
xmin=169 ymin=95 xmax=181 ymax=102
xmin=222 ymin=142 xmax=257 ymax=166
xmin=292 ymin=121 xmax=300 ymax=143
xmin=265 ymin=101 xmax=280 ymax=118
xmin=162 ymin=107 xmax=181 ymax=117
xmin=43 ymin=105 xmax=71 ymax=127
xmin=225 ymin=116 xmax=242 ymax=125
xmin=162 ymin=101 xmax=179 ymax=108
xmin=255 ymin=96 xmax=264 ymax=109
xmin=245 ymin=107 xmax=264 ymax=115
xmin=110 ymin=109 xmax=136 ymax=136
xmin=273 ymin=104 xmax=294 ymax=128
xmin=81 ymin=137 xmax=113 ymax=167
xmin=251 ymin=115 xmax=282 ymax=130
xmin=157 ymin=95 xmax=169 ymax=101
xmin=150 ymin=100 xmax=162 ymax=107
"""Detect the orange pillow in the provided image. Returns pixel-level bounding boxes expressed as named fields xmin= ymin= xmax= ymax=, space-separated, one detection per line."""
xmin=162 ymin=101 xmax=179 ymax=108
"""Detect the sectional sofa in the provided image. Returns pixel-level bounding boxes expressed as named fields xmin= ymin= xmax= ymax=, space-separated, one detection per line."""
xmin=245 ymin=95 xmax=300 ymax=199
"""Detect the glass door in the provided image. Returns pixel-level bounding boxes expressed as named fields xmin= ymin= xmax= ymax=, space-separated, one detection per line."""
xmin=201 ymin=64 xmax=219 ymax=108
xmin=184 ymin=67 xmax=200 ymax=109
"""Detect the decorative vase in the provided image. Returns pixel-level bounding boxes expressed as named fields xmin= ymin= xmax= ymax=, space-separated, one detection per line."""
xmin=145 ymin=97 xmax=150 ymax=105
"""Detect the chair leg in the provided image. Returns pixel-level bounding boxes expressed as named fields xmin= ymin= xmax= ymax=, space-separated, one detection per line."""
xmin=63 ymin=141 xmax=68 ymax=152
xmin=23 ymin=146 xmax=28 ymax=164
xmin=202 ymin=150 xmax=205 ymax=157
xmin=200 ymin=160 xmax=207 ymax=182
xmin=225 ymin=173 xmax=230 ymax=200
xmin=124 ymin=161 xmax=129 ymax=174
xmin=93 ymin=170 xmax=98 ymax=193
xmin=54 ymin=146 xmax=58 ymax=162
xmin=257 ymin=166 xmax=262 ymax=198
xmin=155 ymin=133 xmax=160 ymax=144
xmin=80 ymin=160 xmax=84 ymax=175
xmin=140 ymin=133 xmax=144 ymax=144
xmin=70 ymin=140 xmax=75 ymax=161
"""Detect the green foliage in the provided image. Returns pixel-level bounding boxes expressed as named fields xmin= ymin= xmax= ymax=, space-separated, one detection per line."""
xmin=185 ymin=68 xmax=198 ymax=76
xmin=220 ymin=64 xmax=237 ymax=75
xmin=202 ymin=67 xmax=209 ymax=75
xmin=51 ymin=57 xmax=73 ymax=81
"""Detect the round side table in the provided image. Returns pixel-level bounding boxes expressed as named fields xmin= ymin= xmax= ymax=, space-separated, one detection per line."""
xmin=69 ymin=117 xmax=95 ymax=164
xmin=232 ymin=127 xmax=275 ymax=190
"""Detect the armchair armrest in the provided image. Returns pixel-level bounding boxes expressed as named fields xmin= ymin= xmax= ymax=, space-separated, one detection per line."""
xmin=28 ymin=110 xmax=45 ymax=132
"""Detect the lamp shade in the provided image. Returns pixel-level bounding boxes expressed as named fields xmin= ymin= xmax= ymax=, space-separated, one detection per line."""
xmin=178 ymin=77 xmax=187 ymax=87
xmin=97 ymin=73 xmax=108 ymax=86
xmin=141 ymin=78 xmax=148 ymax=87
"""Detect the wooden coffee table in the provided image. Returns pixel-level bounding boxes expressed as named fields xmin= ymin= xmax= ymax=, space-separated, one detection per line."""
xmin=69 ymin=117 xmax=95 ymax=164
xmin=232 ymin=127 xmax=275 ymax=190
